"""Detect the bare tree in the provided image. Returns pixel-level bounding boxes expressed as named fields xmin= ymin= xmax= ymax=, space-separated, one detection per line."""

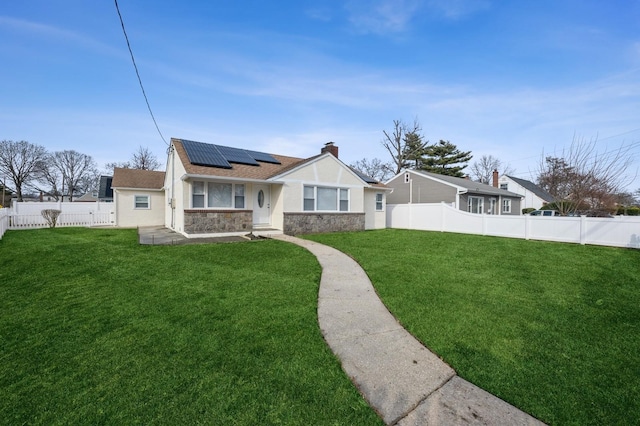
xmin=36 ymin=162 xmax=63 ymax=201
xmin=49 ymin=150 xmax=98 ymax=202
xmin=131 ymin=146 xmax=162 ymax=170
xmin=470 ymin=155 xmax=515 ymax=184
xmin=349 ymin=158 xmax=394 ymax=182
xmin=536 ymin=136 xmax=636 ymax=215
xmin=0 ymin=140 xmax=48 ymax=201
xmin=104 ymin=161 xmax=131 ymax=172
xmin=381 ymin=119 xmax=428 ymax=175
xmin=104 ymin=146 xmax=161 ymax=174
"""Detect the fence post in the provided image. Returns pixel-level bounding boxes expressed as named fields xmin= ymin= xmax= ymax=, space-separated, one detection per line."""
xmin=441 ymin=202 xmax=446 ymax=232
xmin=482 ymin=214 xmax=488 ymax=236
xmin=580 ymin=215 xmax=587 ymax=245
xmin=525 ymin=214 xmax=530 ymax=240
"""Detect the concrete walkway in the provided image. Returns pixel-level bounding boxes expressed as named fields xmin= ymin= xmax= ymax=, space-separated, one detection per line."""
xmin=272 ymin=234 xmax=545 ymax=426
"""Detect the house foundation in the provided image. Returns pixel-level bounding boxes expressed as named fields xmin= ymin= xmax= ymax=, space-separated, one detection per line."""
xmin=283 ymin=212 xmax=365 ymax=235
xmin=184 ymin=210 xmax=252 ymax=234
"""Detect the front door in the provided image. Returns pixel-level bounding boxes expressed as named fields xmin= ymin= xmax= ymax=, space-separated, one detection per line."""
xmin=253 ymin=185 xmax=271 ymax=226
xmin=489 ymin=198 xmax=497 ymax=215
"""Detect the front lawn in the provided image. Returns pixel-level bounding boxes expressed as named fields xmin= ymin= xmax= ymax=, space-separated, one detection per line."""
xmin=306 ymin=229 xmax=640 ymax=426
xmin=0 ymin=228 xmax=382 ymax=425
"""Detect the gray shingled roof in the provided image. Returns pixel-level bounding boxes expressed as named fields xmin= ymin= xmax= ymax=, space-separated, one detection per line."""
xmin=412 ymin=170 xmax=522 ymax=197
xmin=505 ymin=175 xmax=554 ymax=202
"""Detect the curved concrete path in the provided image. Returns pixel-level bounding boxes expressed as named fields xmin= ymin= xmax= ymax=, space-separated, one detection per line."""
xmin=272 ymin=234 xmax=545 ymax=426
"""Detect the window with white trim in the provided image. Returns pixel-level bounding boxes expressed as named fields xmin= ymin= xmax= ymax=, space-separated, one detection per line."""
xmin=375 ymin=193 xmax=383 ymax=211
xmin=468 ymin=196 xmax=484 ymax=214
xmin=499 ymin=183 xmax=508 ymax=190
xmin=192 ymin=182 xmax=205 ymax=208
xmin=303 ymin=186 xmax=315 ymax=211
xmin=303 ymin=185 xmax=349 ymax=211
xmin=134 ymin=195 xmax=150 ymax=209
xmin=502 ymin=198 xmax=511 ymax=213
xmin=191 ymin=181 xmax=245 ymax=209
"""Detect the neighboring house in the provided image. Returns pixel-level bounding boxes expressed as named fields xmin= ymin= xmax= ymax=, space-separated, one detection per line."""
xmin=74 ymin=192 xmax=99 ymax=202
xmin=497 ymin=173 xmax=553 ymax=211
xmin=112 ymin=168 xmax=166 ymax=228
xmin=98 ymin=175 xmax=114 ymax=202
xmin=111 ymin=138 xmax=389 ymax=236
xmin=386 ymin=169 xmax=523 ymax=215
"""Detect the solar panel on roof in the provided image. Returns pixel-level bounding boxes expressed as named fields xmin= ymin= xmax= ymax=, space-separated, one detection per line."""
xmin=181 ymin=139 xmax=231 ymax=169
xmin=351 ymin=168 xmax=379 ymax=184
xmin=215 ymin=145 xmax=259 ymax=166
xmin=245 ymin=149 xmax=281 ymax=164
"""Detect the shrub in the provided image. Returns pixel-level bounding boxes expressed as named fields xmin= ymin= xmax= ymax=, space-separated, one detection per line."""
xmin=617 ymin=206 xmax=640 ymax=216
xmin=41 ymin=209 xmax=62 ymax=228
xmin=522 ymin=208 xmax=536 ymax=215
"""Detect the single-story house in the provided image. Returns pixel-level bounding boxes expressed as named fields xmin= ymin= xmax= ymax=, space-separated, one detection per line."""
xmin=497 ymin=173 xmax=553 ymax=210
xmin=112 ymin=168 xmax=166 ymax=228
xmin=386 ymin=169 xmax=523 ymax=215
xmin=112 ymin=138 xmax=390 ymax=236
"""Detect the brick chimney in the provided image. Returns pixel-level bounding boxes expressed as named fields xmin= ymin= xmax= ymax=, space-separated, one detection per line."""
xmin=321 ymin=142 xmax=339 ymax=158
xmin=492 ymin=169 xmax=499 ymax=188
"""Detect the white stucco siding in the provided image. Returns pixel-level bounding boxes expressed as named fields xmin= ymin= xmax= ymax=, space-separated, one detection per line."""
xmin=364 ymin=189 xmax=386 ymax=230
xmin=165 ymin=150 xmax=187 ymax=232
xmin=115 ymin=189 xmax=165 ymax=227
xmin=270 ymin=184 xmax=284 ymax=230
xmin=278 ymin=156 xmax=367 ymax=213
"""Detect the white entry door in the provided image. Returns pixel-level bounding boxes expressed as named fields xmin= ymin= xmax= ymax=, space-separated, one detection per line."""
xmin=253 ymin=185 xmax=271 ymax=226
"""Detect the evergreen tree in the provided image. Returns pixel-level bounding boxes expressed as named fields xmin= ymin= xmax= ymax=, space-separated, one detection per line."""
xmin=421 ymin=140 xmax=472 ymax=177
xmin=402 ymin=131 xmax=428 ymax=169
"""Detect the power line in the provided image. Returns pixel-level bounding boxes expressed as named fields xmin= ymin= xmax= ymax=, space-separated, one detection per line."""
xmin=114 ymin=0 xmax=168 ymax=146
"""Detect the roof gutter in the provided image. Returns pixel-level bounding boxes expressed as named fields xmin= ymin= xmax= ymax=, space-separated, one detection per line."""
xmin=180 ymin=173 xmax=285 ymax=185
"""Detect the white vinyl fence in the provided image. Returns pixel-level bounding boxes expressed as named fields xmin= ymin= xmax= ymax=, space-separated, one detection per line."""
xmin=0 ymin=208 xmax=8 ymax=240
xmin=0 ymin=202 xmax=115 ymax=239
xmin=387 ymin=202 xmax=640 ymax=249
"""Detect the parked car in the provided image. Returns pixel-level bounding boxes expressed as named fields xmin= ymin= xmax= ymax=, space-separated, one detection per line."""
xmin=529 ymin=209 xmax=560 ymax=216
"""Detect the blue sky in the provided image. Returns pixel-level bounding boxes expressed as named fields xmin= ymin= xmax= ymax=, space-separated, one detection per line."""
xmin=1 ymin=0 xmax=639 ymax=189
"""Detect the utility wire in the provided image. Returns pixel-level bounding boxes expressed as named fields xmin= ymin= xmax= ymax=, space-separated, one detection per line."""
xmin=114 ymin=0 xmax=168 ymax=146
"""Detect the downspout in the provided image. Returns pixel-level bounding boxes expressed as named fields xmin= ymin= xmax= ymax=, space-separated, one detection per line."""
xmin=167 ymin=144 xmax=175 ymax=229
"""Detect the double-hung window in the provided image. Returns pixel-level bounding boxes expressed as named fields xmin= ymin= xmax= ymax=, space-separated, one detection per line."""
xmin=303 ymin=186 xmax=349 ymax=211
xmin=134 ymin=195 xmax=150 ymax=209
xmin=468 ymin=196 xmax=484 ymax=214
xmin=375 ymin=193 xmax=383 ymax=211
xmin=192 ymin=181 xmax=245 ymax=209
xmin=502 ymin=199 xmax=511 ymax=213
xmin=192 ymin=182 xmax=205 ymax=208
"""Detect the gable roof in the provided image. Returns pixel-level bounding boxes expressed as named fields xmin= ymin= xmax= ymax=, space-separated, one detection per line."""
xmin=173 ymin=138 xmax=306 ymax=181
xmin=505 ymin=175 xmax=554 ymax=202
xmin=112 ymin=168 xmax=166 ymax=190
xmin=172 ymin=138 xmax=387 ymax=187
xmin=407 ymin=170 xmax=522 ymax=198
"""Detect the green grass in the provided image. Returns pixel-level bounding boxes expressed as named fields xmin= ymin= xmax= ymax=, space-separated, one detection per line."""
xmin=0 ymin=228 xmax=382 ymax=425
xmin=305 ymin=229 xmax=640 ymax=426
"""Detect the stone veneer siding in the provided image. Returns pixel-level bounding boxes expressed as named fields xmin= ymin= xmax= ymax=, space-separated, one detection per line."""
xmin=184 ymin=210 xmax=252 ymax=234
xmin=283 ymin=212 xmax=365 ymax=235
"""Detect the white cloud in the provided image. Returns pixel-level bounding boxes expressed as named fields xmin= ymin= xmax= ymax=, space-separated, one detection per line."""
xmin=345 ymin=0 xmax=423 ymax=34
xmin=426 ymin=0 xmax=491 ymax=19
xmin=0 ymin=15 xmax=121 ymax=56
